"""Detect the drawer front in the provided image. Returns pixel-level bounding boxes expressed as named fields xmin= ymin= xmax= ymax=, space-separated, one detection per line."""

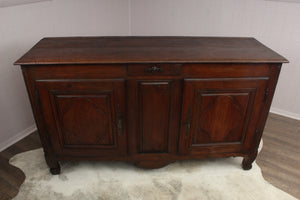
xmin=128 ymin=64 xmax=182 ymax=76
xmin=25 ymin=64 xmax=127 ymax=79
xmin=182 ymin=64 xmax=271 ymax=78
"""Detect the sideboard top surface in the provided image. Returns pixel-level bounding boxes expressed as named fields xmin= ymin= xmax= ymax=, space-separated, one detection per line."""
xmin=15 ymin=36 xmax=288 ymax=66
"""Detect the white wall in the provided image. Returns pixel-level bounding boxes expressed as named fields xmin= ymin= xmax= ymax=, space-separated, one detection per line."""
xmin=131 ymin=0 xmax=300 ymax=119
xmin=0 ymin=0 xmax=299 ymax=150
xmin=0 ymin=0 xmax=130 ymax=150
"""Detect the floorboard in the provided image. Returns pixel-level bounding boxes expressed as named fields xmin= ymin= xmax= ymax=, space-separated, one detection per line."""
xmin=256 ymin=113 xmax=300 ymax=199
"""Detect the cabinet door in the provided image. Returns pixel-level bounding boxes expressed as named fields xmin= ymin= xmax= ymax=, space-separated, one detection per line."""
xmin=180 ymin=78 xmax=268 ymax=155
xmin=127 ymin=79 xmax=181 ymax=155
xmin=36 ymin=79 xmax=126 ymax=157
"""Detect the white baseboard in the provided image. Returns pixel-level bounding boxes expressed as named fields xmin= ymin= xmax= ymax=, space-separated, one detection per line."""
xmin=0 ymin=124 xmax=37 ymax=152
xmin=270 ymin=107 xmax=300 ymax=121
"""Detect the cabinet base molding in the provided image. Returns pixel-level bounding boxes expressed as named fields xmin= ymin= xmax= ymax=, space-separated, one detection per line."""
xmin=132 ymin=160 xmax=176 ymax=169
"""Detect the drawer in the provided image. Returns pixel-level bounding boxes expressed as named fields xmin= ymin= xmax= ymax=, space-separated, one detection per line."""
xmin=128 ymin=64 xmax=182 ymax=76
xmin=25 ymin=64 xmax=127 ymax=79
xmin=182 ymin=64 xmax=270 ymax=78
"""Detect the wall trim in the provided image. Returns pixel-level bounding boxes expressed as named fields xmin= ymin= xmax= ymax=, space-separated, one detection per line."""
xmin=270 ymin=107 xmax=300 ymax=121
xmin=0 ymin=124 xmax=37 ymax=152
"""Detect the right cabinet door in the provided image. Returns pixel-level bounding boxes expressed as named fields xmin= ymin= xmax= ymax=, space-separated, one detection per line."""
xmin=180 ymin=78 xmax=268 ymax=155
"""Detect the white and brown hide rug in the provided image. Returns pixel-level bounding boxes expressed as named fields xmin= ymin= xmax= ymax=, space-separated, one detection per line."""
xmin=10 ymin=146 xmax=297 ymax=200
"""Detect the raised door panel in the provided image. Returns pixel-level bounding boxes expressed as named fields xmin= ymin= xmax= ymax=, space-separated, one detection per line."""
xmin=194 ymin=92 xmax=250 ymax=144
xmin=55 ymin=93 xmax=114 ymax=147
xmin=180 ymin=78 xmax=268 ymax=155
xmin=36 ymin=80 xmax=126 ymax=157
xmin=127 ymin=80 xmax=181 ymax=155
xmin=139 ymin=82 xmax=170 ymax=153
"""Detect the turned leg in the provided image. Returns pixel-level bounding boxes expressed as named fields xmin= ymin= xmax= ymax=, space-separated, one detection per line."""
xmin=242 ymin=150 xmax=258 ymax=170
xmin=44 ymin=151 xmax=61 ymax=175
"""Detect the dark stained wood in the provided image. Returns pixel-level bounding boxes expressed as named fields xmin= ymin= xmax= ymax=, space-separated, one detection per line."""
xmin=136 ymin=80 xmax=181 ymax=154
xmin=128 ymin=64 xmax=182 ymax=76
xmin=138 ymin=81 xmax=171 ymax=153
xmin=182 ymin=63 xmax=271 ymax=77
xmin=14 ymin=37 xmax=288 ymax=65
xmin=242 ymin=64 xmax=283 ymax=170
xmin=55 ymin=94 xmax=114 ymax=146
xmin=126 ymin=78 xmax=182 ymax=168
xmin=36 ymin=79 xmax=127 ymax=156
xmin=14 ymin=37 xmax=287 ymax=174
xmin=22 ymin=64 xmax=127 ymax=79
xmin=1 ymin=113 xmax=299 ymax=199
xmin=180 ymin=78 xmax=268 ymax=157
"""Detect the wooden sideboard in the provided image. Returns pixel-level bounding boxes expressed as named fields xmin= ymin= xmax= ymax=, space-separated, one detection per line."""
xmin=15 ymin=37 xmax=288 ymax=175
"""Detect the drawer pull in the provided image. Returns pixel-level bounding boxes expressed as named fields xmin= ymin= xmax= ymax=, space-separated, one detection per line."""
xmin=145 ymin=65 xmax=162 ymax=73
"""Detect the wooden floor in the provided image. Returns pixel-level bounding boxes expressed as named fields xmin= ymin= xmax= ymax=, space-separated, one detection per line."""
xmin=0 ymin=113 xmax=299 ymax=200
xmin=0 ymin=133 xmax=41 ymax=200
xmin=256 ymin=113 xmax=300 ymax=199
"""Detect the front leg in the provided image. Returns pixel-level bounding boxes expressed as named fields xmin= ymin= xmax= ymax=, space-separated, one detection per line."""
xmin=49 ymin=164 xmax=61 ymax=175
xmin=44 ymin=150 xmax=61 ymax=175
xmin=242 ymin=150 xmax=258 ymax=170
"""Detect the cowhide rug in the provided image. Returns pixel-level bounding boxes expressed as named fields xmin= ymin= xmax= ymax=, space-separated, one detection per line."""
xmin=10 ymin=145 xmax=297 ymax=200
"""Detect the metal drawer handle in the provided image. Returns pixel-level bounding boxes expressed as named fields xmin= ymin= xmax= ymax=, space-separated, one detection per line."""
xmin=145 ymin=65 xmax=162 ymax=73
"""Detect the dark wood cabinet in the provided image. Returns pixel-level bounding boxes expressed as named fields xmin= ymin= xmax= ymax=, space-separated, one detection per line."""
xmin=15 ymin=37 xmax=288 ymax=174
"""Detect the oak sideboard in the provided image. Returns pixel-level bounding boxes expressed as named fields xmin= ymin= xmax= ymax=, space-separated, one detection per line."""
xmin=15 ymin=37 xmax=288 ymax=174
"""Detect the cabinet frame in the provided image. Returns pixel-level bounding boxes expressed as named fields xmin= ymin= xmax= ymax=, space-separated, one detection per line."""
xmin=17 ymin=35 xmax=287 ymax=175
xmin=21 ymin=64 xmax=282 ymax=174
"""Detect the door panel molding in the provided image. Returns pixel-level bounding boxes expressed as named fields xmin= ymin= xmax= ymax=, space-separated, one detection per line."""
xmin=180 ymin=78 xmax=268 ymax=155
xmin=36 ymin=79 xmax=127 ymax=156
xmin=137 ymin=81 xmax=172 ymax=153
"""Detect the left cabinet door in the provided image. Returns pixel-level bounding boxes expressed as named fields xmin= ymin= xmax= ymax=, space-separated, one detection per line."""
xmin=36 ymin=79 xmax=126 ymax=157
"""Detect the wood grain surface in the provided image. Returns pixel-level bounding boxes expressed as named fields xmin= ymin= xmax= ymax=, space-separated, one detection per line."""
xmin=0 ymin=113 xmax=299 ymax=200
xmin=14 ymin=37 xmax=288 ymax=65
